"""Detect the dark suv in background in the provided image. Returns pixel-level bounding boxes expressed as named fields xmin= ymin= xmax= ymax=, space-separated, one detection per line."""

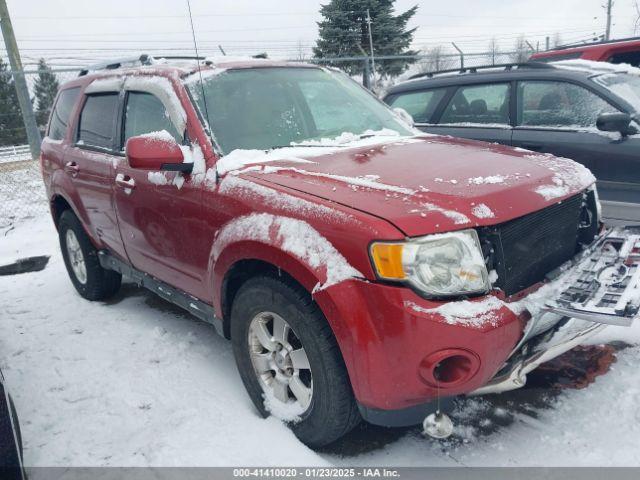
xmin=384 ymin=61 xmax=640 ymax=224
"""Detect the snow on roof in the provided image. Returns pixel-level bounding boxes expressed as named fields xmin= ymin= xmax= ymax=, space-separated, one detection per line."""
xmin=551 ymin=59 xmax=640 ymax=77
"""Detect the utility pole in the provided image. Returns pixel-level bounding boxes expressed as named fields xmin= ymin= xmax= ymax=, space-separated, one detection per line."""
xmin=605 ymin=0 xmax=613 ymax=41
xmin=365 ymin=9 xmax=376 ymax=88
xmin=0 ymin=0 xmax=41 ymax=158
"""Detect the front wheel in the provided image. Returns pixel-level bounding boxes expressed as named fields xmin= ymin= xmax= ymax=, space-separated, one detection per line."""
xmin=231 ymin=275 xmax=361 ymax=448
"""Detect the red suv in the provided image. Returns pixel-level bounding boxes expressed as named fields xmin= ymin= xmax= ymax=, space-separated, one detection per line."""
xmin=40 ymin=56 xmax=640 ymax=447
xmin=531 ymin=37 xmax=640 ymax=66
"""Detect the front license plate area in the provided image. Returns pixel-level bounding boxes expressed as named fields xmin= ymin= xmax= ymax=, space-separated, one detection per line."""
xmin=545 ymin=229 xmax=640 ymax=326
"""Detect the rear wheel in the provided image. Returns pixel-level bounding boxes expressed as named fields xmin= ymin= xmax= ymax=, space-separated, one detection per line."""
xmin=58 ymin=210 xmax=121 ymax=300
xmin=231 ymin=275 xmax=361 ymax=448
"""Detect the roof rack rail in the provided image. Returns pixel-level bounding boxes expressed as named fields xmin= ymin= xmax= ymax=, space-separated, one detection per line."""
xmin=78 ymin=54 xmax=212 ymax=76
xmin=408 ymin=61 xmax=555 ymax=80
xmin=551 ymin=35 xmax=640 ymax=51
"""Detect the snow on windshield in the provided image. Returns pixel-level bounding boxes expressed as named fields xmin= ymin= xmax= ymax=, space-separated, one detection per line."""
xmin=186 ymin=67 xmax=413 ymax=154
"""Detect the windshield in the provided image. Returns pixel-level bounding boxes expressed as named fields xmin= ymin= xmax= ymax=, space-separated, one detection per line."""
xmin=592 ymin=73 xmax=640 ymax=113
xmin=187 ymin=67 xmax=413 ymax=154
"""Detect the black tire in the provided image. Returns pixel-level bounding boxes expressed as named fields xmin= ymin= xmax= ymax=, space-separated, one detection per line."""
xmin=58 ymin=209 xmax=121 ymax=300
xmin=231 ymin=275 xmax=361 ymax=448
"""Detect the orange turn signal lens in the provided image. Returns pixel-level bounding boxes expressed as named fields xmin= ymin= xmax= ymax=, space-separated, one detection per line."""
xmin=370 ymin=243 xmax=405 ymax=279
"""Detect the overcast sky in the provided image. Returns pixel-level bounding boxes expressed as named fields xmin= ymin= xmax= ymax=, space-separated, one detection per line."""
xmin=2 ymin=0 xmax=638 ymax=68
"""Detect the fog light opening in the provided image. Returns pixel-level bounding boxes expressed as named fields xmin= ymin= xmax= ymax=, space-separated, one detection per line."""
xmin=433 ymin=355 xmax=472 ymax=385
xmin=419 ymin=349 xmax=479 ymax=388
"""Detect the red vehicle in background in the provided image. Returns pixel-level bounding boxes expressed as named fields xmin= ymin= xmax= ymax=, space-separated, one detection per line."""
xmin=531 ymin=36 xmax=640 ymax=66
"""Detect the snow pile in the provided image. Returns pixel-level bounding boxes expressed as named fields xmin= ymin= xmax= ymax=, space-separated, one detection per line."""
xmin=218 ymin=175 xmax=351 ymax=223
xmin=180 ymin=142 xmax=207 ymax=177
xmin=405 ymin=297 xmax=506 ymax=328
xmin=468 ymin=175 xmax=507 ymax=185
xmin=527 ymin=153 xmax=596 ymax=200
xmin=471 ymin=203 xmax=495 ymax=219
xmin=137 ymin=129 xmax=177 ymax=145
xmin=215 ymin=149 xmax=316 ymax=176
xmin=147 ymin=172 xmax=169 ymax=186
xmin=215 ymin=134 xmax=424 ymax=176
xmin=211 ymin=213 xmax=362 ymax=291
xmin=410 ymin=202 xmax=470 ymax=224
xmin=263 ymin=391 xmax=305 ymax=424
xmin=183 ymin=67 xmax=228 ymax=85
xmin=291 ymin=128 xmax=401 ymax=147
xmin=552 ymin=59 xmax=640 ymax=76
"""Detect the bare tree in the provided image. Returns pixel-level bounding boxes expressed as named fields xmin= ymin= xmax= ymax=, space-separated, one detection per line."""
xmin=488 ymin=38 xmax=500 ymax=65
xmin=511 ymin=36 xmax=530 ymax=63
xmin=635 ymin=1 xmax=640 ymax=34
xmin=295 ymin=39 xmax=308 ymax=61
xmin=418 ymin=45 xmax=456 ymax=73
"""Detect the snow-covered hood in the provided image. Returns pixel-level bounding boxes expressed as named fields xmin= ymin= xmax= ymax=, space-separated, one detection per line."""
xmin=224 ymin=135 xmax=595 ymax=237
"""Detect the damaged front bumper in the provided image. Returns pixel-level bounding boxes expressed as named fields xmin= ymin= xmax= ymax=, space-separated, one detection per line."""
xmin=471 ymin=228 xmax=640 ymax=396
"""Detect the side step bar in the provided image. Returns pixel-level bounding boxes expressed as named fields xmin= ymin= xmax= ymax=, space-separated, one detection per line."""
xmin=98 ymin=251 xmax=224 ymax=337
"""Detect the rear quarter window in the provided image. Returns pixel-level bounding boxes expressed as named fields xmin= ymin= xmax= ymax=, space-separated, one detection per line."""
xmin=77 ymin=93 xmax=119 ymax=150
xmin=47 ymin=87 xmax=80 ymax=141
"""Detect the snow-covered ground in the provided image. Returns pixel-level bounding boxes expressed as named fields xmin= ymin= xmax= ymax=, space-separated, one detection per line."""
xmin=2 ymin=214 xmax=640 ymax=467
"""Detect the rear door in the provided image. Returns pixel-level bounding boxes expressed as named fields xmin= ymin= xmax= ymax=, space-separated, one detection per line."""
xmin=64 ymin=89 xmax=127 ymax=259
xmin=512 ymin=79 xmax=640 ymax=223
xmin=427 ymin=82 xmax=513 ymax=145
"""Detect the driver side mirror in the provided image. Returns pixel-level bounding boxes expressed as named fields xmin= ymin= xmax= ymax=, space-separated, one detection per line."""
xmin=597 ymin=112 xmax=638 ymax=137
xmin=125 ymin=133 xmax=192 ymax=173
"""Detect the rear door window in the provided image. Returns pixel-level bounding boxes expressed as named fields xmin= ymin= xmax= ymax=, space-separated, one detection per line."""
xmin=517 ymin=81 xmax=617 ymax=128
xmin=48 ymin=87 xmax=80 ymax=141
xmin=387 ymin=89 xmax=447 ymax=123
xmin=439 ymin=83 xmax=510 ymax=126
xmin=77 ymin=93 xmax=119 ymax=149
xmin=123 ymin=91 xmax=182 ymax=147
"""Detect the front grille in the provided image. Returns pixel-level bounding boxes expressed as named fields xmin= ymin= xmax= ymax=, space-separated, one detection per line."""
xmin=479 ymin=193 xmax=595 ymax=296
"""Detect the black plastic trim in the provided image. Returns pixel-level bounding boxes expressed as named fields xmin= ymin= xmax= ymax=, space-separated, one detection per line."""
xmin=357 ymin=397 xmax=453 ymax=427
xmin=97 ymin=251 xmax=224 ymax=337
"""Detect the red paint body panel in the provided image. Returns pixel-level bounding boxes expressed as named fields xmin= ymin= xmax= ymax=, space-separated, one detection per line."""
xmin=531 ymin=39 xmax=640 ymax=62
xmin=41 ymin=62 xmax=590 ymax=414
xmin=246 ymin=135 xmax=576 ymax=236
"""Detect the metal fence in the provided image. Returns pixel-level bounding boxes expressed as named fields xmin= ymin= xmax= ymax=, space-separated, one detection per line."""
xmin=0 ymin=50 xmax=530 ymax=227
xmin=0 ymin=156 xmax=47 ymax=229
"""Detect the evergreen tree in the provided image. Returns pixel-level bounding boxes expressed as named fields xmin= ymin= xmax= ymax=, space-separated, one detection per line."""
xmin=0 ymin=58 xmax=27 ymax=146
xmin=313 ymin=0 xmax=417 ymax=81
xmin=34 ymin=58 xmax=59 ymax=128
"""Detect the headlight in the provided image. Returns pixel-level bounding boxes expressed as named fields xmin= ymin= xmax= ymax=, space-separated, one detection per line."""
xmin=370 ymin=229 xmax=490 ymax=297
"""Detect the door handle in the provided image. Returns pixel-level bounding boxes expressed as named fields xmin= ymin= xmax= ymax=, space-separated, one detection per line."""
xmin=64 ymin=161 xmax=79 ymax=177
xmin=115 ymin=173 xmax=136 ymax=192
